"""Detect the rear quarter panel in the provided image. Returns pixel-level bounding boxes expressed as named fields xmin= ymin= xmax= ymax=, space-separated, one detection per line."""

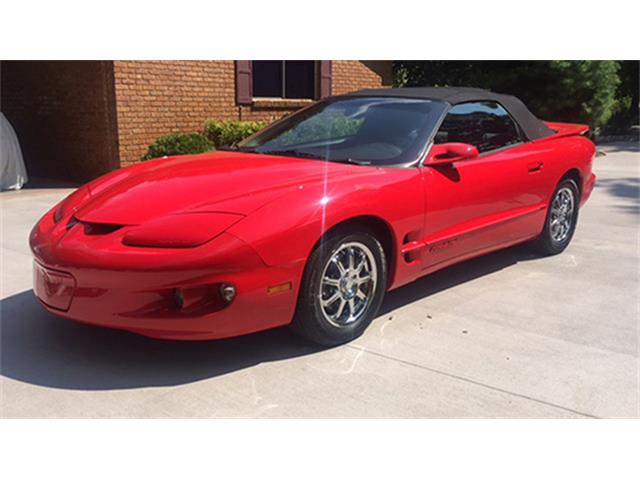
xmin=530 ymin=134 xmax=595 ymax=202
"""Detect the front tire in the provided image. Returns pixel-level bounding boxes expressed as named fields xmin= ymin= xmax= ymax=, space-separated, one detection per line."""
xmin=533 ymin=178 xmax=580 ymax=255
xmin=291 ymin=230 xmax=387 ymax=346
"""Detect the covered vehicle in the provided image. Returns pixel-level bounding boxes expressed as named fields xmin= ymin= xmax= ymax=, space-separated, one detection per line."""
xmin=30 ymin=87 xmax=596 ymax=345
xmin=1 ymin=113 xmax=28 ymax=190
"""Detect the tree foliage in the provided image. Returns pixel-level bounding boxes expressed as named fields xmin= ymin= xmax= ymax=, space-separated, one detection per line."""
xmin=606 ymin=60 xmax=639 ymax=131
xmin=394 ymin=61 xmax=632 ymax=133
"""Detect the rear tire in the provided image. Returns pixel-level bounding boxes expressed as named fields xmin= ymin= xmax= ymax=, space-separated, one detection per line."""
xmin=291 ymin=230 xmax=387 ymax=346
xmin=533 ymin=178 xmax=580 ymax=255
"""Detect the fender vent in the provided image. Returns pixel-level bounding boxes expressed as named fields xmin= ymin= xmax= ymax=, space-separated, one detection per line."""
xmin=402 ymin=231 xmax=422 ymax=263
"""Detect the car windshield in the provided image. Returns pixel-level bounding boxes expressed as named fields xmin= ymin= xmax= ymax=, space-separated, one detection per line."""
xmin=237 ymin=96 xmax=447 ymax=166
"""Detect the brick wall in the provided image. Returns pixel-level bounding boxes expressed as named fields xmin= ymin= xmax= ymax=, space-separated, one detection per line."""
xmin=0 ymin=61 xmax=119 ymax=182
xmin=332 ymin=60 xmax=393 ymax=96
xmin=113 ymin=60 xmax=393 ymax=165
xmin=115 ymin=61 xmax=232 ymax=166
xmin=114 ymin=61 xmax=309 ymax=166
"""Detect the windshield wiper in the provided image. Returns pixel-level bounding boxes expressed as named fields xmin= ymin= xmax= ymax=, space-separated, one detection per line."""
xmin=230 ymin=147 xmax=371 ymax=166
xmin=261 ymin=149 xmax=326 ymax=160
xmin=330 ymin=158 xmax=372 ymax=166
xmin=218 ymin=144 xmax=257 ymax=153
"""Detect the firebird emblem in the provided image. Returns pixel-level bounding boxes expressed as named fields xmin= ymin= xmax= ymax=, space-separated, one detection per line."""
xmin=428 ymin=238 xmax=458 ymax=253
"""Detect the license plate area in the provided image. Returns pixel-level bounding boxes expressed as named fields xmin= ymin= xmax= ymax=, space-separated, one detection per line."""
xmin=33 ymin=262 xmax=76 ymax=311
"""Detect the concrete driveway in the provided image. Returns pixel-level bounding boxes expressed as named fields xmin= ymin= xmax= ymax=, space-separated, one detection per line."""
xmin=1 ymin=142 xmax=638 ymax=418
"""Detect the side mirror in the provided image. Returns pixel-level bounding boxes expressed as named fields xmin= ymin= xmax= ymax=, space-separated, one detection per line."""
xmin=426 ymin=142 xmax=479 ymax=166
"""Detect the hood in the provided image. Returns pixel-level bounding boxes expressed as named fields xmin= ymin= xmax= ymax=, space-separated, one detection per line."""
xmin=74 ymin=151 xmax=365 ymax=225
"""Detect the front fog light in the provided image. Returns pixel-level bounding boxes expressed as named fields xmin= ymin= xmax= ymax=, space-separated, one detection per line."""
xmin=220 ymin=284 xmax=236 ymax=303
xmin=172 ymin=284 xmax=236 ymax=311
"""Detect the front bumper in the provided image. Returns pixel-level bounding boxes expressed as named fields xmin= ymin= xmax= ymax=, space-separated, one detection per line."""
xmin=30 ymin=207 xmax=303 ymax=340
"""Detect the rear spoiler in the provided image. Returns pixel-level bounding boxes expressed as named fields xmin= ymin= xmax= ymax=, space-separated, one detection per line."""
xmin=533 ymin=122 xmax=590 ymax=143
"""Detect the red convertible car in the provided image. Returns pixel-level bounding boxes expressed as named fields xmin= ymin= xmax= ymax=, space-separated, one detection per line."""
xmin=30 ymin=87 xmax=596 ymax=345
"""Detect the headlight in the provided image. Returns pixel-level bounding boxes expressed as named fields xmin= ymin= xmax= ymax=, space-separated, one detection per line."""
xmin=122 ymin=212 xmax=244 ymax=248
xmin=53 ymin=186 xmax=90 ymax=223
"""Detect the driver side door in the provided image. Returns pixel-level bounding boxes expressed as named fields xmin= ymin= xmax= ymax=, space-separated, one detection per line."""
xmin=419 ymin=101 xmax=548 ymax=272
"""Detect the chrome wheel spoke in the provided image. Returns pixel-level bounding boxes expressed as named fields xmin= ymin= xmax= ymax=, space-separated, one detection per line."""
xmin=355 ymin=257 xmax=366 ymax=275
xmin=334 ymin=298 xmax=347 ymax=320
xmin=321 ymin=291 xmax=340 ymax=307
xmin=323 ymin=277 xmax=340 ymax=288
xmin=355 ymin=289 xmax=367 ymax=301
xmin=346 ymin=299 xmax=356 ymax=321
xmin=333 ymin=257 xmax=347 ymax=276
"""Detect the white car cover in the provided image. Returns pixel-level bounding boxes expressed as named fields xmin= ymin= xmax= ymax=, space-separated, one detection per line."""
xmin=1 ymin=113 xmax=28 ymax=190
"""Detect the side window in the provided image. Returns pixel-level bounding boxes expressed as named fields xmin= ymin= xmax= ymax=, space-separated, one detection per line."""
xmin=434 ymin=101 xmax=522 ymax=153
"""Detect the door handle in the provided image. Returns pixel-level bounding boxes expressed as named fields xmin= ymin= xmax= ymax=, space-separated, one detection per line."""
xmin=527 ymin=161 xmax=544 ymax=173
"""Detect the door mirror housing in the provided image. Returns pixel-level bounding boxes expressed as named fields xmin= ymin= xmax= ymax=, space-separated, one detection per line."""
xmin=426 ymin=142 xmax=479 ymax=166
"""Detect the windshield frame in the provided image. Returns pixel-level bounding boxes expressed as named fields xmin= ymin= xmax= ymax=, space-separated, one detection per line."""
xmin=236 ymin=95 xmax=449 ymax=168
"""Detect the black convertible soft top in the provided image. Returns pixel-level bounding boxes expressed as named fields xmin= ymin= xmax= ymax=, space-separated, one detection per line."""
xmin=347 ymin=87 xmax=555 ymax=141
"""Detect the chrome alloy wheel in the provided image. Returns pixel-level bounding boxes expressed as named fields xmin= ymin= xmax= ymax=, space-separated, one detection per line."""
xmin=549 ymin=186 xmax=575 ymax=243
xmin=318 ymin=242 xmax=378 ymax=327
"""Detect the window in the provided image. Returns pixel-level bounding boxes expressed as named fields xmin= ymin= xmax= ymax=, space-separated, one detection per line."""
xmin=252 ymin=61 xmax=316 ymax=99
xmin=434 ymin=101 xmax=522 ymax=153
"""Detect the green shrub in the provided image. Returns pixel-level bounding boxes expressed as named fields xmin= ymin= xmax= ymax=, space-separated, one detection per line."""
xmin=204 ymin=120 xmax=268 ymax=148
xmin=143 ymin=132 xmax=213 ymax=160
